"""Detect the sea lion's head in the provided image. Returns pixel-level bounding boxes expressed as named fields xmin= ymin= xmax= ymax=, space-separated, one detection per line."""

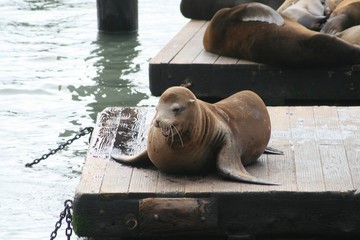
xmin=153 ymin=87 xmax=197 ymax=139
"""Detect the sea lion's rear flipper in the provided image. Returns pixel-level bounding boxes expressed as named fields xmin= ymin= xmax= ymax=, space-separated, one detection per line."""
xmin=217 ymin=139 xmax=280 ymax=185
xmin=111 ymin=149 xmax=153 ymax=167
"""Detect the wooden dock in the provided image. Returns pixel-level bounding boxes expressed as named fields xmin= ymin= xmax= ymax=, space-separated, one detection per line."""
xmin=73 ymin=106 xmax=360 ymax=239
xmin=148 ymin=20 xmax=360 ymax=105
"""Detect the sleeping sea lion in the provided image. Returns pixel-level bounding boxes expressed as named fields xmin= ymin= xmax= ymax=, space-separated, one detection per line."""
xmin=321 ymin=0 xmax=360 ymax=34
xmin=277 ymin=0 xmax=327 ymax=30
xmin=335 ymin=25 xmax=360 ymax=45
xmin=111 ymin=86 xmax=279 ymax=185
xmin=203 ymin=2 xmax=360 ymax=67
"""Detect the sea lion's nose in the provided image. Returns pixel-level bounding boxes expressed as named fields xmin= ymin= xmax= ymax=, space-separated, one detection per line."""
xmin=154 ymin=119 xmax=161 ymax=128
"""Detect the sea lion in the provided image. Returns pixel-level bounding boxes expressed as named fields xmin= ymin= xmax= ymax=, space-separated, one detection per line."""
xmin=277 ymin=0 xmax=327 ymax=30
xmin=111 ymin=86 xmax=279 ymax=185
xmin=324 ymin=0 xmax=344 ymax=16
xmin=321 ymin=0 xmax=360 ymax=34
xmin=335 ymin=25 xmax=360 ymax=45
xmin=203 ymin=2 xmax=360 ymax=67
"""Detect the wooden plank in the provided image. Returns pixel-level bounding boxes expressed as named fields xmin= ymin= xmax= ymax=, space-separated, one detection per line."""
xmin=156 ymin=173 xmax=186 ymax=195
xmin=193 ymin=49 xmax=219 ymax=64
xmin=319 ymin=144 xmax=354 ymax=192
xmin=267 ymin=107 xmax=296 ymax=191
xmin=192 ymin=22 xmax=219 ymax=64
xmin=215 ymin=56 xmax=238 ymax=64
xmin=289 ymin=107 xmax=325 ymax=192
xmin=128 ymin=168 xmax=159 ymax=194
xmin=150 ymin=20 xmax=206 ymax=64
xmin=172 ymin=21 xmax=207 ymax=64
xmin=313 ymin=106 xmax=343 ymax=145
xmin=337 ymin=107 xmax=360 ymax=191
xmin=312 ymin=107 xmax=354 ymax=192
xmin=75 ymin=108 xmax=122 ymax=195
xmin=101 ymin=108 xmax=152 ymax=193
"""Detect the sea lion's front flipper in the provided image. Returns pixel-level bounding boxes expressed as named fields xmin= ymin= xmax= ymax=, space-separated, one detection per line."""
xmin=264 ymin=146 xmax=284 ymax=155
xmin=111 ymin=149 xmax=152 ymax=167
xmin=239 ymin=3 xmax=285 ymax=26
xmin=217 ymin=138 xmax=280 ymax=185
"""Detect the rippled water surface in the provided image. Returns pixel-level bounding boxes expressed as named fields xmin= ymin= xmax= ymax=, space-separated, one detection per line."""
xmin=0 ymin=0 xmax=187 ymax=239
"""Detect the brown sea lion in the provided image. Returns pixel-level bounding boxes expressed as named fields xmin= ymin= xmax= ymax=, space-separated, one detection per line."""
xmin=324 ymin=0 xmax=344 ymax=16
xmin=277 ymin=0 xmax=327 ymax=30
xmin=111 ymin=86 xmax=279 ymax=185
xmin=321 ymin=0 xmax=360 ymax=34
xmin=203 ymin=2 xmax=360 ymax=67
xmin=335 ymin=25 xmax=360 ymax=45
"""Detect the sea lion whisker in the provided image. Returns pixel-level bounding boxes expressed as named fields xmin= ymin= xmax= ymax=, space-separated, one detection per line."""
xmin=170 ymin=126 xmax=175 ymax=147
xmin=173 ymin=125 xmax=184 ymax=147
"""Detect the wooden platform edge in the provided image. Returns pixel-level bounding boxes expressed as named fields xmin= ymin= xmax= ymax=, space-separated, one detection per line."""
xmin=148 ymin=20 xmax=360 ymax=104
xmin=73 ymin=106 xmax=360 ymax=238
xmin=73 ymin=191 xmax=360 ymax=238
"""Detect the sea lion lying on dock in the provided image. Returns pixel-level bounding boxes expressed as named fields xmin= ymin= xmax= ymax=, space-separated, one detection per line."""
xmin=112 ymin=86 xmax=280 ymax=185
xmin=320 ymin=0 xmax=360 ymax=34
xmin=277 ymin=0 xmax=327 ymax=30
xmin=203 ymin=2 xmax=360 ymax=67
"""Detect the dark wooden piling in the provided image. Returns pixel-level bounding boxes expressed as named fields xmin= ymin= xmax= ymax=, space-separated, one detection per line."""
xmin=97 ymin=0 xmax=138 ymax=32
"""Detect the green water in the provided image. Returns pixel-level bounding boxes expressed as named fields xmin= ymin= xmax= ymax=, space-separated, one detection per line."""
xmin=0 ymin=0 xmax=186 ymax=239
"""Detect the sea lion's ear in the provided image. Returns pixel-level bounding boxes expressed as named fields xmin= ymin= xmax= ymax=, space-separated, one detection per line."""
xmin=189 ymin=99 xmax=196 ymax=103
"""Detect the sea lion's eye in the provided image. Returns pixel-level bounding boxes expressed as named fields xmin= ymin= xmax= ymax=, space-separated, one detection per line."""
xmin=171 ymin=104 xmax=184 ymax=114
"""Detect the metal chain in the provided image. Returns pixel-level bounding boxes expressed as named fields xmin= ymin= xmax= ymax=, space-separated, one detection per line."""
xmin=50 ymin=200 xmax=73 ymax=240
xmin=25 ymin=127 xmax=94 ymax=167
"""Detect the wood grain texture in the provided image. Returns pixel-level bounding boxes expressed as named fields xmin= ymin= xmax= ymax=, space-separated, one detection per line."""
xmin=77 ymin=106 xmax=360 ymax=195
xmin=74 ymin=106 xmax=360 ymax=238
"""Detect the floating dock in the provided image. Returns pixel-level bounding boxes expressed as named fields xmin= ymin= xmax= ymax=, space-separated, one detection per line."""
xmin=149 ymin=20 xmax=360 ymax=105
xmin=73 ymin=106 xmax=360 ymax=239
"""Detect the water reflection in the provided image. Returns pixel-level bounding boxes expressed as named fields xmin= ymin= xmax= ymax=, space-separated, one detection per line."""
xmin=22 ymin=0 xmax=62 ymax=10
xmin=68 ymin=32 xmax=148 ymax=121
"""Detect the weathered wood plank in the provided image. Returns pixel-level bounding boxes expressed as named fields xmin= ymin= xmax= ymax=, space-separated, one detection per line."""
xmin=215 ymin=56 xmax=238 ymax=64
xmin=267 ymin=107 xmax=296 ymax=191
xmin=337 ymin=107 xmax=360 ymax=191
xmin=193 ymin=49 xmax=219 ymax=64
xmin=128 ymin=168 xmax=159 ymax=194
xmin=192 ymin=22 xmax=220 ymax=64
xmin=171 ymin=21 xmax=207 ymax=64
xmin=312 ymin=107 xmax=353 ymax=192
xmin=156 ymin=173 xmax=186 ymax=195
xmin=313 ymin=106 xmax=343 ymax=144
xmin=289 ymin=107 xmax=325 ymax=192
xmin=75 ymin=108 xmax=122 ymax=195
xmin=150 ymin=20 xmax=206 ymax=64
xmin=319 ymin=144 xmax=354 ymax=192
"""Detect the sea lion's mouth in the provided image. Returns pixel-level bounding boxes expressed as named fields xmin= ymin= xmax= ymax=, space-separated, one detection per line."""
xmin=161 ymin=126 xmax=172 ymax=137
xmin=161 ymin=125 xmax=177 ymax=137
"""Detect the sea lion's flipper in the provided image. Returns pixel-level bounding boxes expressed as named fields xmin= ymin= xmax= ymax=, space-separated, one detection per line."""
xmin=239 ymin=3 xmax=285 ymax=26
xmin=320 ymin=14 xmax=347 ymax=35
xmin=264 ymin=146 xmax=284 ymax=155
xmin=217 ymin=138 xmax=280 ymax=185
xmin=111 ymin=149 xmax=153 ymax=167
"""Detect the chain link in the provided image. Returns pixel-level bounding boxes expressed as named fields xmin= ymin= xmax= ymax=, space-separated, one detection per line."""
xmin=25 ymin=127 xmax=94 ymax=167
xmin=50 ymin=200 xmax=73 ymax=240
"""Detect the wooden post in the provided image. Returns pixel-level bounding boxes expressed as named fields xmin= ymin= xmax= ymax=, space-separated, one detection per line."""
xmin=97 ymin=0 xmax=138 ymax=32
